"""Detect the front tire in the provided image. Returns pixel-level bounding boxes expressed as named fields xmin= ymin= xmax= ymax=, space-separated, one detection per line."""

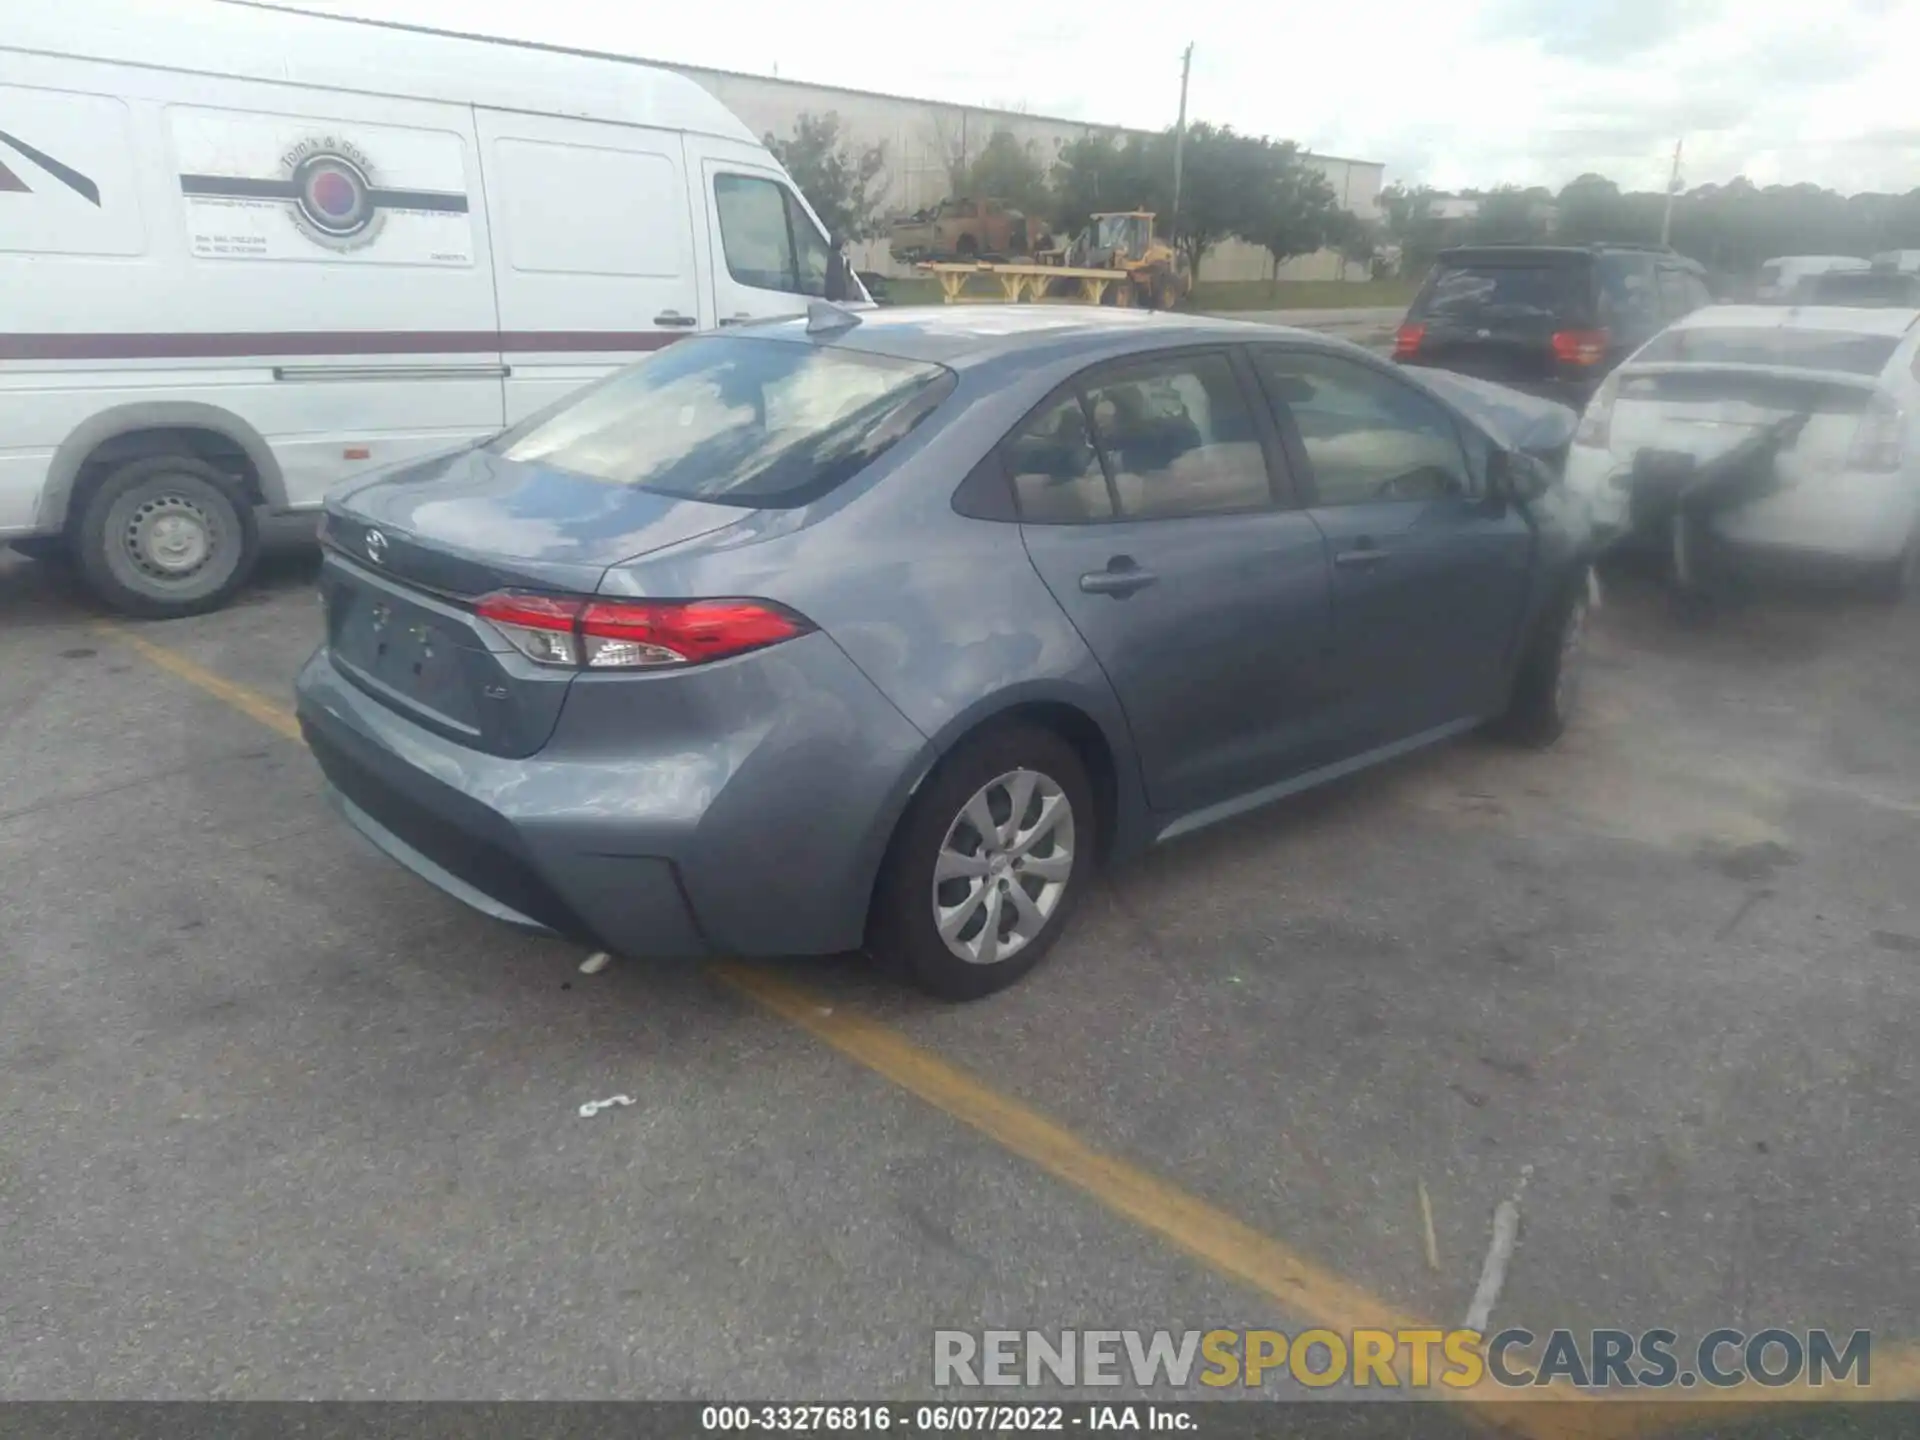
xmin=869 ymin=724 xmax=1094 ymax=1001
xmin=75 ymin=456 xmax=259 ymax=619
xmin=1495 ymin=569 xmax=1592 ymax=748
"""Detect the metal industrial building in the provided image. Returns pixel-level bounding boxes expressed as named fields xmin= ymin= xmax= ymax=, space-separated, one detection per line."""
xmin=662 ymin=61 xmax=1384 ymax=283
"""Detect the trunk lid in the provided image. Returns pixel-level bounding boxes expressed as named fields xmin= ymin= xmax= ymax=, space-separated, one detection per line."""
xmin=1606 ymin=365 xmax=1881 ymax=487
xmin=321 ymin=445 xmax=747 ymax=758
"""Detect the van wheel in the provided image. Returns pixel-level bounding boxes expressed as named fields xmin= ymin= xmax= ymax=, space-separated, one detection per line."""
xmin=869 ymin=724 xmax=1094 ymax=1001
xmin=75 ymin=456 xmax=259 ymax=619
xmin=1494 ymin=569 xmax=1591 ymax=748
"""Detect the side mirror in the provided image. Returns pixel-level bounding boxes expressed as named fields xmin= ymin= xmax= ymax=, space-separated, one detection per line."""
xmin=825 ymin=241 xmax=852 ymax=303
xmin=1490 ymin=448 xmax=1553 ymax=504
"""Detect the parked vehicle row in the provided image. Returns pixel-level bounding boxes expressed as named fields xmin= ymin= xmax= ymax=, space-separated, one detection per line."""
xmin=1388 ymin=240 xmax=1920 ymax=594
xmin=2 ymin=0 xmax=863 ymax=617
xmin=295 ymin=308 xmax=1598 ymax=999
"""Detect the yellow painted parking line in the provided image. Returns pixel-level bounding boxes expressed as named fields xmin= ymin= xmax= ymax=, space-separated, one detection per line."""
xmin=97 ymin=623 xmax=1920 ymax=1436
xmin=96 ymin=621 xmax=302 ymax=742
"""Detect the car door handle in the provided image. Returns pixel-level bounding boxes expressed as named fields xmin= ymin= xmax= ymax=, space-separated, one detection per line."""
xmin=1334 ymin=547 xmax=1391 ymax=569
xmin=1079 ymin=561 xmax=1158 ymax=597
xmin=653 ymin=311 xmax=698 ymax=328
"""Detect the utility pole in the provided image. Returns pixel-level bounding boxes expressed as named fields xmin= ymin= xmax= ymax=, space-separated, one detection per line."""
xmin=1659 ymin=137 xmax=1683 ymax=246
xmin=1170 ymin=43 xmax=1194 ymax=237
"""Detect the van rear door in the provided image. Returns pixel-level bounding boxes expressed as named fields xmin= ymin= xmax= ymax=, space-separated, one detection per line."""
xmin=474 ymin=109 xmax=704 ymax=424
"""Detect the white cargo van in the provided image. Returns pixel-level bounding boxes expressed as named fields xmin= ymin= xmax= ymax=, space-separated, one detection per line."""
xmin=1 ymin=0 xmax=865 ymax=616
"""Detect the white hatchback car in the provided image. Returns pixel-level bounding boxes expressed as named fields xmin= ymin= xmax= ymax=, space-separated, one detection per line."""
xmin=1564 ymin=305 xmax=1920 ymax=595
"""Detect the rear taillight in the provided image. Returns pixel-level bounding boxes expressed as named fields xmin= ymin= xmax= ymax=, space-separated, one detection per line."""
xmin=1573 ymin=369 xmax=1622 ymax=450
xmin=1393 ymin=322 xmax=1426 ymax=359
xmin=476 ymin=592 xmax=813 ymax=670
xmin=1847 ymin=393 xmax=1905 ymax=472
xmin=1551 ymin=328 xmax=1610 ymax=366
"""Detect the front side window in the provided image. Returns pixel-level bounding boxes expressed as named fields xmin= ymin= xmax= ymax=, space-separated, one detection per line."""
xmin=1254 ymin=349 xmax=1472 ymax=507
xmin=490 ymin=336 xmax=950 ymax=507
xmin=714 ymin=174 xmax=832 ymax=297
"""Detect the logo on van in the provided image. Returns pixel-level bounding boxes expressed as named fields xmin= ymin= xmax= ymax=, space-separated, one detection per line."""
xmin=177 ymin=135 xmax=469 ymax=256
xmin=0 ymin=128 xmax=102 ymax=206
xmin=278 ymin=138 xmax=387 ymax=252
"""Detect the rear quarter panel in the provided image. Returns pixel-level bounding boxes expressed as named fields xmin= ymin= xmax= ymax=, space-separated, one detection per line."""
xmin=592 ymin=351 xmax=1158 ymax=861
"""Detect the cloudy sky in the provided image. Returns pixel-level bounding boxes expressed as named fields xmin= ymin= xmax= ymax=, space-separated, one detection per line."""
xmin=288 ymin=0 xmax=1919 ymax=194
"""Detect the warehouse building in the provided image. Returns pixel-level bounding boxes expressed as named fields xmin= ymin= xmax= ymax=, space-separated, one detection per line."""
xmin=660 ymin=60 xmax=1384 ymax=282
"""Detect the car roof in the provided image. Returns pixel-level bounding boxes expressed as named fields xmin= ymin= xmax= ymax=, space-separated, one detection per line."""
xmin=1436 ymin=244 xmax=1700 ymax=268
xmin=1671 ymin=304 xmax=1920 ymax=337
xmin=734 ymin=305 xmax=1309 ymax=368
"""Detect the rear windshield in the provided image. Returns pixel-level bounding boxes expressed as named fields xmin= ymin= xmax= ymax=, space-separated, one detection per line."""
xmin=1636 ymin=327 xmax=1899 ymax=377
xmin=489 ymin=337 xmax=953 ymax=507
xmin=1414 ymin=262 xmax=1583 ymax=322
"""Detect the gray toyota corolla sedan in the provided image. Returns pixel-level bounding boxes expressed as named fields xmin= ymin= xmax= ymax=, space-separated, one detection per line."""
xmin=296 ymin=305 xmax=1592 ymax=999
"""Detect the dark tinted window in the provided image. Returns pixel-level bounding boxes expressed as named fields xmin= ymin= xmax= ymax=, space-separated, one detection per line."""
xmin=1598 ymin=254 xmax=1661 ymax=328
xmin=1255 ymin=350 xmax=1472 ymax=506
xmin=1417 ymin=262 xmax=1581 ymax=321
xmin=1636 ymin=326 xmax=1899 ymax=376
xmin=1081 ymin=353 xmax=1271 ymax=519
xmin=714 ymin=174 xmax=831 ymax=297
xmin=490 ymin=336 xmax=950 ymax=506
xmin=1007 ymin=394 xmax=1113 ymax=523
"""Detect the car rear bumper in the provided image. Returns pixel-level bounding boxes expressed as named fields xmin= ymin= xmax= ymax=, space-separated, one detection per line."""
xmin=294 ymin=631 xmax=931 ymax=960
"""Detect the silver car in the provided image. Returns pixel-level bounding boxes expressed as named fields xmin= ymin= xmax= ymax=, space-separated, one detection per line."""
xmin=296 ymin=306 xmax=1593 ymax=999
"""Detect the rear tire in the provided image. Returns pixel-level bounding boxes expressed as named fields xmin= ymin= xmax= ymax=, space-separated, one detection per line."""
xmin=1495 ymin=568 xmax=1591 ymax=748
xmin=75 ymin=456 xmax=259 ymax=619
xmin=868 ymin=724 xmax=1094 ymax=1001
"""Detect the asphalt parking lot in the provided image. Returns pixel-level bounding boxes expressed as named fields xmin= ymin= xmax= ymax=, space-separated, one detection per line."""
xmin=3 ymin=530 xmax=1919 ymax=1432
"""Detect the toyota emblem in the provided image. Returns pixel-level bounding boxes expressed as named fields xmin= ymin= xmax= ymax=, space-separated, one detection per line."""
xmin=364 ymin=528 xmax=388 ymax=564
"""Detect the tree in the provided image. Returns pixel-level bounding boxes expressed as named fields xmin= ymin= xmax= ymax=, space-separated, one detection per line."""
xmin=1467 ymin=185 xmax=1552 ymax=245
xmin=961 ymin=129 xmax=1052 ymax=217
xmin=1050 ymin=133 xmax=1159 ymax=237
xmin=1159 ymin=122 xmax=1270 ymax=281
xmin=1239 ymin=140 xmax=1344 ymax=288
xmin=763 ymin=112 xmax=888 ymax=243
xmin=1378 ymin=183 xmax=1447 ymax=275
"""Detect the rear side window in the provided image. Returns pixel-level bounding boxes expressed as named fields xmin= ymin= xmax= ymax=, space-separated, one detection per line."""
xmin=1415 ymin=262 xmax=1581 ymax=321
xmin=1007 ymin=395 xmax=1112 ymax=523
xmin=714 ymin=174 xmax=832 ymax=297
xmin=1083 ymin=353 xmax=1271 ymax=519
xmin=489 ymin=335 xmax=952 ymax=507
xmin=1637 ymin=327 xmax=1900 ymax=377
xmin=1006 ymin=352 xmax=1273 ymax=523
xmin=1598 ymin=254 xmax=1660 ymax=329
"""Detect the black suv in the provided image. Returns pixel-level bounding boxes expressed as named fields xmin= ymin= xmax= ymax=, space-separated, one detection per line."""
xmin=1393 ymin=243 xmax=1714 ymax=404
